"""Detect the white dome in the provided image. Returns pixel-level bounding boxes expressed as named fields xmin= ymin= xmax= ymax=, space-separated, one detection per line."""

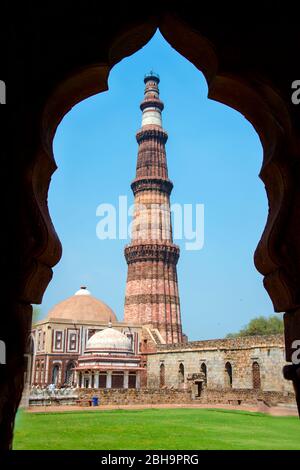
xmin=86 ymin=326 xmax=132 ymax=353
xmin=75 ymin=286 xmax=91 ymax=296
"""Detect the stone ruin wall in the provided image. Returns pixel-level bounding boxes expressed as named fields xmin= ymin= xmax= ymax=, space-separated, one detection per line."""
xmin=78 ymin=388 xmax=192 ymax=405
xmin=28 ymin=335 xmax=295 ymax=408
xmin=77 ymin=388 xmax=295 ymax=407
xmin=146 ymin=334 xmax=294 ymax=394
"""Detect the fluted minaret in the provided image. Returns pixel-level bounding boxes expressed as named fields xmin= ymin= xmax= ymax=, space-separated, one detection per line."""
xmin=124 ymin=73 xmax=183 ymax=344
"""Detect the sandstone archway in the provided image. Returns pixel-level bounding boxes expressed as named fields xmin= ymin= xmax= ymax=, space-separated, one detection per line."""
xmin=3 ymin=6 xmax=300 ymax=449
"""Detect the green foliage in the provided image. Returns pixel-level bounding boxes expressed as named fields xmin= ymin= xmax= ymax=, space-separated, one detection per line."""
xmin=14 ymin=408 xmax=300 ymax=450
xmin=226 ymin=315 xmax=284 ymax=338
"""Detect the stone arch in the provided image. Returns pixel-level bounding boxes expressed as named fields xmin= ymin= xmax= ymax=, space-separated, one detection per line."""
xmin=252 ymin=361 xmax=261 ymax=390
xmin=225 ymin=362 xmax=233 ymax=389
xmin=178 ymin=363 xmax=185 ymax=386
xmin=159 ymin=363 xmax=165 ymax=388
xmin=51 ymin=364 xmax=61 ymax=386
xmin=200 ymin=362 xmax=207 ymax=385
xmin=4 ymin=7 xmax=300 ymax=449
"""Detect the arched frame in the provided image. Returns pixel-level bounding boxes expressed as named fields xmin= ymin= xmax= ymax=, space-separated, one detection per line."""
xmin=25 ymin=16 xmax=295 ymax=312
xmin=3 ymin=9 xmax=300 ymax=450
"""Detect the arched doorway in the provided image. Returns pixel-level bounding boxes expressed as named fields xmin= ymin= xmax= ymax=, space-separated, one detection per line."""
xmin=51 ymin=364 xmax=60 ymax=386
xmin=160 ymin=363 xmax=165 ymax=388
xmin=178 ymin=363 xmax=184 ymax=388
xmin=225 ymin=362 xmax=233 ymax=389
xmin=200 ymin=362 xmax=207 ymax=384
xmin=197 ymin=362 xmax=207 ymax=397
xmin=65 ymin=361 xmax=76 ymax=386
xmin=84 ymin=375 xmax=89 ymax=389
xmin=111 ymin=372 xmax=124 ymax=389
xmin=252 ymin=362 xmax=261 ymax=390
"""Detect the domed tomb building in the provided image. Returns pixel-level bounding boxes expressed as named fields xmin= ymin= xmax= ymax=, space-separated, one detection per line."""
xmin=76 ymin=324 xmax=142 ymax=389
xmin=31 ymin=287 xmax=142 ymax=387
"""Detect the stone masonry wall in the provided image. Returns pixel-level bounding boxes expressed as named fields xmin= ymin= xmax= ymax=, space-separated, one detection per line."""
xmin=76 ymin=388 xmax=295 ymax=407
xmin=78 ymin=388 xmax=192 ymax=405
xmin=158 ymin=334 xmax=285 ymax=351
xmin=197 ymin=389 xmax=295 ymax=406
xmin=146 ymin=334 xmax=294 ymax=393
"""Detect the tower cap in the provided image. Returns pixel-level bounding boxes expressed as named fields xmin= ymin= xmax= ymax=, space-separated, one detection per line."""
xmin=144 ymin=71 xmax=160 ymax=84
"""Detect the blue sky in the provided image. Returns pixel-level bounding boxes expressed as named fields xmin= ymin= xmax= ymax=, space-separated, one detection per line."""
xmin=40 ymin=31 xmax=275 ymax=340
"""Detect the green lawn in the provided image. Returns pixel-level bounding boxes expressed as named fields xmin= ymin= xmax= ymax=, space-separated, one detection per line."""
xmin=13 ymin=408 xmax=300 ymax=450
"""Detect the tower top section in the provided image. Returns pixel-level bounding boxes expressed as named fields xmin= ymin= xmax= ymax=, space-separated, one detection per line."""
xmin=144 ymin=71 xmax=160 ymax=84
xmin=140 ymin=71 xmax=164 ymax=128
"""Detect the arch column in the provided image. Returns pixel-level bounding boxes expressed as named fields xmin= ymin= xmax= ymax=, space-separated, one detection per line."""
xmin=95 ymin=372 xmax=99 ymax=388
xmin=124 ymin=371 xmax=129 ymax=389
xmin=136 ymin=372 xmax=141 ymax=389
xmin=76 ymin=372 xmax=80 ymax=388
xmin=106 ymin=371 xmax=112 ymax=389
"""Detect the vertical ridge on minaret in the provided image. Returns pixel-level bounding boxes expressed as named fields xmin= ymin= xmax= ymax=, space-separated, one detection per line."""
xmin=124 ymin=73 xmax=183 ymax=344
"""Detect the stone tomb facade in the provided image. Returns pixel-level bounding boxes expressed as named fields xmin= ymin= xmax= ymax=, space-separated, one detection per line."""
xmin=146 ymin=334 xmax=294 ymax=397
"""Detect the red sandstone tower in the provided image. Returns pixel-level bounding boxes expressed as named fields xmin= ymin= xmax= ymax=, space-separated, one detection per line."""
xmin=124 ymin=73 xmax=183 ymax=344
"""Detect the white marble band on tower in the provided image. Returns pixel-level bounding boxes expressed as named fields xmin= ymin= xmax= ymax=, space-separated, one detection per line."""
xmin=142 ymin=107 xmax=162 ymax=127
xmin=141 ymin=72 xmax=163 ymax=128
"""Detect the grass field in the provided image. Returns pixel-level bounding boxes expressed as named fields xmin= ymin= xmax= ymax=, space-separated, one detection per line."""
xmin=13 ymin=408 xmax=300 ymax=450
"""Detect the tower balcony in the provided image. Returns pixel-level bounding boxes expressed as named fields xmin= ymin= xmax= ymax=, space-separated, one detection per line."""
xmin=131 ymin=177 xmax=173 ymax=195
xmin=124 ymin=242 xmax=180 ymax=265
xmin=136 ymin=127 xmax=168 ymax=144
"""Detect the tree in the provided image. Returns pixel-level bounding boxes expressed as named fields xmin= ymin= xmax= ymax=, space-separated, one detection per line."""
xmin=226 ymin=315 xmax=283 ymax=338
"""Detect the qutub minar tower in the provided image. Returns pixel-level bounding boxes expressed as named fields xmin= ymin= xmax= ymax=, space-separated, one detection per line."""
xmin=124 ymin=73 xmax=183 ymax=344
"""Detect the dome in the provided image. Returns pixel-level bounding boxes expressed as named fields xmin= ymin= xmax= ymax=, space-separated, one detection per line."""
xmin=47 ymin=287 xmax=117 ymax=323
xmin=86 ymin=326 xmax=132 ymax=353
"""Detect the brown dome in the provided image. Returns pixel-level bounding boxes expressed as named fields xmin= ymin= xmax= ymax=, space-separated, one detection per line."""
xmin=47 ymin=287 xmax=117 ymax=323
